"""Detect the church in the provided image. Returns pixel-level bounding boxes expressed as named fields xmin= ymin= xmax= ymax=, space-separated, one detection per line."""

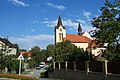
xmin=55 ymin=15 xmax=93 ymax=51
xmin=54 ymin=16 xmax=106 ymax=57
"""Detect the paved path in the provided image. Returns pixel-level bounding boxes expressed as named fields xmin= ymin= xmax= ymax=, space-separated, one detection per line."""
xmin=22 ymin=68 xmax=61 ymax=80
xmin=22 ymin=68 xmax=46 ymax=78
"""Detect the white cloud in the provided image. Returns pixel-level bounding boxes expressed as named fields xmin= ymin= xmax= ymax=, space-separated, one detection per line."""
xmin=76 ymin=19 xmax=86 ymax=24
xmin=63 ymin=19 xmax=78 ymax=29
xmin=42 ymin=20 xmax=57 ymax=27
xmin=32 ymin=20 xmax=39 ymax=24
xmin=46 ymin=2 xmax=66 ymax=10
xmin=9 ymin=34 xmax=54 ymax=50
xmin=42 ymin=19 xmax=78 ymax=29
xmin=8 ymin=0 xmax=30 ymax=7
xmin=31 ymin=29 xmax=36 ymax=32
xmin=42 ymin=17 xmax=93 ymax=32
xmin=83 ymin=11 xmax=91 ymax=19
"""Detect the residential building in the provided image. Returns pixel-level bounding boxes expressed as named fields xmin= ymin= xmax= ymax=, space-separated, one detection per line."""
xmin=0 ymin=37 xmax=18 ymax=55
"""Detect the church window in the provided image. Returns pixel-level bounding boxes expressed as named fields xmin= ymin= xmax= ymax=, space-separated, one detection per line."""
xmin=59 ymin=33 xmax=63 ymax=41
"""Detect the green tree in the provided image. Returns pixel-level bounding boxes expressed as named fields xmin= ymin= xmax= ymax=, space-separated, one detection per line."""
xmin=28 ymin=46 xmax=47 ymax=67
xmin=46 ymin=44 xmax=55 ymax=57
xmin=4 ymin=55 xmax=19 ymax=74
xmin=91 ymin=0 xmax=120 ymax=60
xmin=52 ymin=40 xmax=92 ymax=61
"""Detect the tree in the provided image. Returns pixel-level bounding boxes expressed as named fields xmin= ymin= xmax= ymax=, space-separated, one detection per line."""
xmin=46 ymin=44 xmax=55 ymax=57
xmin=4 ymin=55 xmax=19 ymax=73
xmin=30 ymin=46 xmax=41 ymax=57
xmin=52 ymin=40 xmax=92 ymax=61
xmin=28 ymin=46 xmax=47 ymax=67
xmin=91 ymin=0 xmax=120 ymax=60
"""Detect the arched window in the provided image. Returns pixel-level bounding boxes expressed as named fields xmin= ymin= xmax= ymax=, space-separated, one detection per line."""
xmin=59 ymin=33 xmax=63 ymax=41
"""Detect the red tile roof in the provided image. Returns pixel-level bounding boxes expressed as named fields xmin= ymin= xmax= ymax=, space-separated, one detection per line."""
xmin=88 ymin=40 xmax=97 ymax=48
xmin=63 ymin=34 xmax=92 ymax=43
xmin=20 ymin=51 xmax=31 ymax=57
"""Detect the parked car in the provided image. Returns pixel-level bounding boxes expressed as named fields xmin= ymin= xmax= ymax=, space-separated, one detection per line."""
xmin=39 ymin=62 xmax=45 ymax=68
xmin=36 ymin=66 xmax=41 ymax=70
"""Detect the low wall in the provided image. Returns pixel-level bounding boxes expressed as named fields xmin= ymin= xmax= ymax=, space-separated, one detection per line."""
xmin=49 ymin=61 xmax=120 ymax=80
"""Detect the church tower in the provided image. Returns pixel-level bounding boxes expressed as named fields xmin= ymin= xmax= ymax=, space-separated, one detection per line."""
xmin=55 ymin=15 xmax=66 ymax=44
xmin=78 ymin=23 xmax=82 ymax=35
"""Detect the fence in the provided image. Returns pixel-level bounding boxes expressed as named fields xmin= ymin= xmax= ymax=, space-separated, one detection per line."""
xmin=50 ymin=61 xmax=120 ymax=80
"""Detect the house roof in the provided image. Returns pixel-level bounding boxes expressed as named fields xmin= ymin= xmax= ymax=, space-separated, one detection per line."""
xmin=20 ymin=51 xmax=31 ymax=57
xmin=0 ymin=37 xmax=17 ymax=48
xmin=55 ymin=15 xmax=66 ymax=29
xmin=88 ymin=38 xmax=105 ymax=48
xmin=88 ymin=40 xmax=97 ymax=48
xmin=63 ymin=34 xmax=92 ymax=43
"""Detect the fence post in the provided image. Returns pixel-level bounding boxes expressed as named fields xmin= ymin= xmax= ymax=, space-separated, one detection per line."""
xmin=85 ymin=61 xmax=89 ymax=80
xmin=53 ymin=62 xmax=55 ymax=69
xmin=85 ymin=61 xmax=89 ymax=75
xmin=74 ymin=61 xmax=76 ymax=71
xmin=59 ymin=62 xmax=61 ymax=70
xmin=102 ymin=60 xmax=108 ymax=80
xmin=65 ymin=61 xmax=68 ymax=70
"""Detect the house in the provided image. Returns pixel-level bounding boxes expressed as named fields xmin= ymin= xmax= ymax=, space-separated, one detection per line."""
xmin=0 ymin=37 xmax=18 ymax=55
xmin=20 ymin=51 xmax=31 ymax=59
xmin=54 ymin=16 xmax=106 ymax=57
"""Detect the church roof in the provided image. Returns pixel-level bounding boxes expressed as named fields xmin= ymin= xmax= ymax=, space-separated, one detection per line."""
xmin=63 ymin=34 xmax=92 ymax=43
xmin=55 ymin=15 xmax=66 ymax=29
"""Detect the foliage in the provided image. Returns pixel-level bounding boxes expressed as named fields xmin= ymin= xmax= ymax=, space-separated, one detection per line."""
xmin=28 ymin=58 xmax=36 ymax=68
xmin=51 ymin=40 xmax=92 ymax=61
xmin=0 ymin=74 xmax=39 ymax=80
xmin=91 ymin=0 xmax=120 ymax=61
xmin=4 ymin=55 xmax=18 ymax=73
xmin=28 ymin=46 xmax=47 ymax=67
xmin=30 ymin=46 xmax=41 ymax=57
xmin=46 ymin=44 xmax=55 ymax=57
xmin=0 ymin=45 xmax=19 ymax=73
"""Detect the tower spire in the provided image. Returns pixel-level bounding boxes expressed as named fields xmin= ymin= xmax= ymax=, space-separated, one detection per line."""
xmin=57 ymin=15 xmax=63 ymax=27
xmin=78 ymin=23 xmax=82 ymax=35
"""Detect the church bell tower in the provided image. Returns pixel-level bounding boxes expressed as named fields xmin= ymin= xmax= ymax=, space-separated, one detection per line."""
xmin=55 ymin=15 xmax=66 ymax=44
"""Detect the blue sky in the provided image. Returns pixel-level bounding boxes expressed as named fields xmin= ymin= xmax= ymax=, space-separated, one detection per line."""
xmin=0 ymin=0 xmax=114 ymax=50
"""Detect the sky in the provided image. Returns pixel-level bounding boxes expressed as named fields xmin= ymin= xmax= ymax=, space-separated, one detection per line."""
xmin=0 ymin=0 xmax=114 ymax=50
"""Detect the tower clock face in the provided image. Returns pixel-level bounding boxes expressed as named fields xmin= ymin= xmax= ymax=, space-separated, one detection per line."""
xmin=60 ymin=28 xmax=62 ymax=31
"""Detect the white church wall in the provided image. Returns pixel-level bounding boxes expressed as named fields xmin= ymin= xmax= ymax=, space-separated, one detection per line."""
xmin=72 ymin=43 xmax=88 ymax=51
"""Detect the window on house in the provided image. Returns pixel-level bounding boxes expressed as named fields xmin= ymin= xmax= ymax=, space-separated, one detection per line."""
xmin=59 ymin=33 xmax=63 ymax=41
